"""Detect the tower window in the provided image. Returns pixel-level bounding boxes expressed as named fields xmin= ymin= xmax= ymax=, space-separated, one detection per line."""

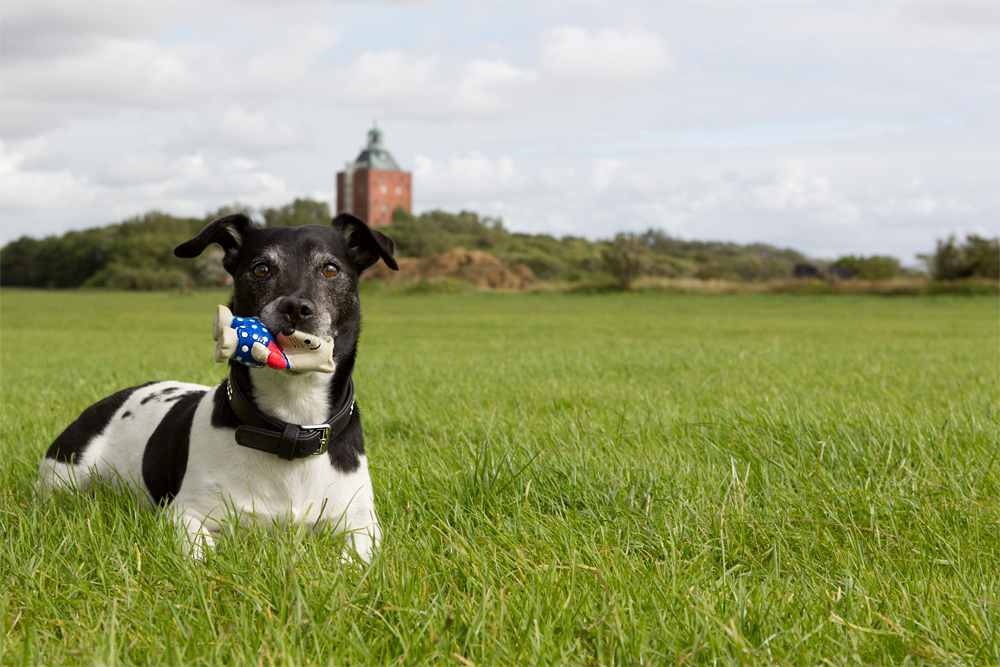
xmin=395 ymin=186 xmax=402 ymax=195
xmin=380 ymin=184 xmax=387 ymax=194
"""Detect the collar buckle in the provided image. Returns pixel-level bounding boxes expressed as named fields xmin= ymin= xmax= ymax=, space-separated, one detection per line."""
xmin=301 ymin=423 xmax=331 ymax=455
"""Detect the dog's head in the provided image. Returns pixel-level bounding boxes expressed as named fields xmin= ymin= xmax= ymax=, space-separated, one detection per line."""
xmin=175 ymin=213 xmax=397 ymax=342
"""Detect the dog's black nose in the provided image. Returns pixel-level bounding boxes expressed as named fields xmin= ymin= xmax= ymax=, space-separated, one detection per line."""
xmin=277 ymin=297 xmax=315 ymax=325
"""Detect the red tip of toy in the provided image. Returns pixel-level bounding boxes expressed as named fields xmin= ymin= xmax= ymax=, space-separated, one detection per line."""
xmin=265 ymin=341 xmax=290 ymax=370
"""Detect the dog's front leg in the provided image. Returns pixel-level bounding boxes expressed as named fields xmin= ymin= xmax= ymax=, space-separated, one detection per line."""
xmin=170 ymin=507 xmax=217 ymax=559
xmin=342 ymin=508 xmax=381 ymax=564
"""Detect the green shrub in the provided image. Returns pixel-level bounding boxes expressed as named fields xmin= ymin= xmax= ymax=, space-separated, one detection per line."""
xmin=84 ymin=264 xmax=190 ymax=290
xmin=263 ymin=199 xmax=331 ymax=227
xmin=0 ymin=236 xmax=42 ymax=287
xmin=602 ymin=233 xmax=648 ymax=289
xmin=928 ymin=234 xmax=999 ymax=280
xmin=964 ymin=235 xmax=1000 ymax=279
xmin=10 ymin=199 xmax=992 ymax=291
xmin=830 ymin=255 xmax=901 ymax=280
xmin=500 ymin=252 xmax=569 ymax=280
xmin=0 ymin=229 xmax=113 ymax=288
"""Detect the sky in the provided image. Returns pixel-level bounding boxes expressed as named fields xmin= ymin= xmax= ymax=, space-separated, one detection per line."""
xmin=1 ymin=1 xmax=998 ymax=263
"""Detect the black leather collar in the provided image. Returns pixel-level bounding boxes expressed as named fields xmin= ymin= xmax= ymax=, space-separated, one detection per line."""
xmin=226 ymin=371 xmax=355 ymax=461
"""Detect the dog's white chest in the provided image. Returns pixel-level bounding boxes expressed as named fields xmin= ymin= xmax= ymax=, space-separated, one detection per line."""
xmin=225 ymin=456 xmax=351 ymax=526
xmin=176 ymin=406 xmax=376 ymax=537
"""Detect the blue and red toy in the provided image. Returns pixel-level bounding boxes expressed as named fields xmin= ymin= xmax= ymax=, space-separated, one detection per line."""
xmin=212 ymin=305 xmax=335 ymax=373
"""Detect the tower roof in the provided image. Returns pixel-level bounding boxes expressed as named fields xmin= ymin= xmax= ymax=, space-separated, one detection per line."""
xmin=349 ymin=126 xmax=401 ymax=171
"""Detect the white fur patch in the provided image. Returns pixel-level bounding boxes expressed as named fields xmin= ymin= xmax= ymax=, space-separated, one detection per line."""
xmin=248 ymin=367 xmax=333 ymax=425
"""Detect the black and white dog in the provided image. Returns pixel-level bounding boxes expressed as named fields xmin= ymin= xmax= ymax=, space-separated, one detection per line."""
xmin=37 ymin=213 xmax=398 ymax=561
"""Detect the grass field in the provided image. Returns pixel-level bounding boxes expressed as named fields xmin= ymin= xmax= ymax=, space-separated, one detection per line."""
xmin=1 ymin=289 xmax=998 ymax=665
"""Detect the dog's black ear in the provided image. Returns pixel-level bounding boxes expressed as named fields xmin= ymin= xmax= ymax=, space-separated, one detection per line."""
xmin=331 ymin=213 xmax=399 ymax=272
xmin=174 ymin=213 xmax=256 ymax=274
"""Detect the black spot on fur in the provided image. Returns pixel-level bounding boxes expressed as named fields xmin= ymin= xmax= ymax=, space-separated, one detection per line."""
xmin=163 ymin=391 xmax=198 ymax=403
xmin=210 ymin=378 xmax=242 ymax=430
xmin=328 ymin=404 xmax=363 ymax=474
xmin=45 ymin=383 xmax=155 ymax=463
xmin=122 ymin=411 xmax=133 ymax=419
xmin=142 ymin=390 xmax=206 ymax=506
xmin=141 ymin=385 xmax=184 ymax=405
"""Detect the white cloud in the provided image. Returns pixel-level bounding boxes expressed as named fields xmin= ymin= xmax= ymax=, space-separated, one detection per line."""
xmin=0 ymin=3 xmax=995 ymax=262
xmin=330 ymin=28 xmax=672 ymax=120
xmin=414 ymin=151 xmax=527 ymax=199
xmin=454 ymin=59 xmax=537 ymax=116
xmin=4 ymin=38 xmax=201 ymax=109
xmin=877 ymin=194 xmax=977 ymax=217
xmin=175 ymin=107 xmax=312 ymax=153
xmin=95 ymin=150 xmax=203 ymax=187
xmin=0 ymin=141 xmax=97 ymax=240
xmin=329 ymin=26 xmax=671 ymax=120
xmin=753 ymin=163 xmax=842 ymax=210
xmin=900 ymin=1 xmax=1000 ymax=29
xmin=538 ymin=26 xmax=674 ymax=90
xmin=591 ymin=159 xmax=628 ymax=191
xmin=1 ymin=13 xmax=339 ymax=137
xmin=751 ymin=163 xmax=860 ymax=226
xmin=336 ymin=50 xmax=442 ymax=106
xmin=2 ymin=16 xmax=677 ymax=137
xmin=540 ymin=167 xmax=576 ymax=189
xmin=0 ymin=140 xmax=292 ymax=242
xmin=0 ymin=1 xmax=162 ymax=60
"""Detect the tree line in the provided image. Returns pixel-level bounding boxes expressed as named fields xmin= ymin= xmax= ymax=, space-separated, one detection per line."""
xmin=0 ymin=200 xmax=331 ymax=289
xmin=1 ymin=198 xmax=996 ymax=289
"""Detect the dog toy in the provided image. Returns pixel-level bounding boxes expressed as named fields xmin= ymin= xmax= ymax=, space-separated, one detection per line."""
xmin=212 ymin=305 xmax=335 ymax=373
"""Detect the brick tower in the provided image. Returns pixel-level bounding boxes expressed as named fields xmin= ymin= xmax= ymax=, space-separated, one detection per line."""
xmin=336 ymin=127 xmax=411 ymax=227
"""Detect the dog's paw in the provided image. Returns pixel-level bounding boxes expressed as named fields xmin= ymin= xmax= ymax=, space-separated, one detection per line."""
xmin=183 ymin=531 xmax=216 ymax=560
xmin=36 ymin=459 xmax=85 ymax=496
xmin=174 ymin=511 xmax=217 ymax=559
xmin=341 ymin=530 xmax=375 ymax=565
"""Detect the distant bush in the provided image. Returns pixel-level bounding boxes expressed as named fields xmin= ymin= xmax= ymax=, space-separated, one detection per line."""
xmin=381 ymin=212 xmax=806 ymax=284
xmin=0 ymin=209 xmax=216 ymax=289
xmin=383 ymin=208 xmax=604 ymax=279
xmin=0 ymin=228 xmax=115 ymax=288
xmin=639 ymin=230 xmax=807 ymax=282
xmin=193 ymin=247 xmax=230 ymax=286
xmin=263 ymin=199 xmax=331 ymax=227
xmin=500 ymin=252 xmax=569 ymax=280
xmin=602 ymin=233 xmax=648 ymax=289
xmin=829 ymin=255 xmax=901 ymax=280
xmin=927 ymin=234 xmax=999 ymax=280
xmin=6 ymin=197 xmax=993 ymax=292
xmin=84 ymin=264 xmax=190 ymax=290
xmin=386 ymin=208 xmax=506 ymax=256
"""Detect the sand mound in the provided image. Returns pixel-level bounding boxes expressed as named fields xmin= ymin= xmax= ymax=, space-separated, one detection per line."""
xmin=364 ymin=247 xmax=536 ymax=290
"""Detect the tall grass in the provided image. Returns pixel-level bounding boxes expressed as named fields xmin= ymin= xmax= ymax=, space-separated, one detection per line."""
xmin=2 ymin=289 xmax=997 ymax=665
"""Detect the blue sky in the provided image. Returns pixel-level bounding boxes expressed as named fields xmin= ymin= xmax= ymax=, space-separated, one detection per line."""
xmin=2 ymin=1 xmax=997 ymax=263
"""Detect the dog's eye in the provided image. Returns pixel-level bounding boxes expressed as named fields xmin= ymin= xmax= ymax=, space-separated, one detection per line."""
xmin=252 ymin=263 xmax=270 ymax=278
xmin=321 ymin=263 xmax=339 ymax=278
